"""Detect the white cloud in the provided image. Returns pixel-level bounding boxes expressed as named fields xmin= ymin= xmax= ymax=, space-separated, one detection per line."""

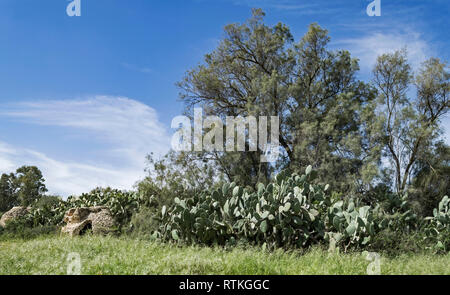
xmin=336 ymin=30 xmax=432 ymax=73
xmin=0 ymin=96 xmax=171 ymax=197
xmin=0 ymin=142 xmax=143 ymax=197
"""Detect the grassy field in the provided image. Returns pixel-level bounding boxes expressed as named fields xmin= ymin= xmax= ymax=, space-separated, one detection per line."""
xmin=0 ymin=236 xmax=449 ymax=275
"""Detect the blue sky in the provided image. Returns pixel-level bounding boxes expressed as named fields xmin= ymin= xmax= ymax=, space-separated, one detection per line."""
xmin=0 ymin=0 xmax=449 ymax=196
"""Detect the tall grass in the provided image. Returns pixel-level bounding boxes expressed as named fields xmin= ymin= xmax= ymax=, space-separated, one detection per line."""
xmin=0 ymin=236 xmax=449 ymax=275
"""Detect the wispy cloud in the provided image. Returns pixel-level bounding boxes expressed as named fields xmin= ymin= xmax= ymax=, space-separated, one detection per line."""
xmin=227 ymin=0 xmax=339 ymax=15
xmin=0 ymin=141 xmax=143 ymax=197
xmin=335 ymin=30 xmax=433 ymax=73
xmin=0 ymin=96 xmax=171 ymax=196
xmin=232 ymin=0 xmax=314 ymax=10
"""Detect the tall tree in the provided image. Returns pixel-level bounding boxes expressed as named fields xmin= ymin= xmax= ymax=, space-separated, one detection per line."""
xmin=14 ymin=166 xmax=47 ymax=206
xmin=177 ymin=9 xmax=377 ymax=192
xmin=0 ymin=173 xmax=19 ymax=212
xmin=373 ymin=51 xmax=449 ymax=193
xmin=286 ymin=23 xmax=379 ymax=193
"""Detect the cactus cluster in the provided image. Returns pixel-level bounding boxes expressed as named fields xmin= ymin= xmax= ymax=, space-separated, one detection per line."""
xmin=325 ymin=200 xmax=377 ymax=249
xmin=158 ymin=166 xmax=382 ymax=250
xmin=24 ymin=188 xmax=145 ymax=228
xmin=10 ymin=166 xmax=448 ymax=252
xmin=424 ymin=196 xmax=450 ymax=251
xmin=66 ymin=188 xmax=142 ymax=226
xmin=378 ymin=193 xmax=419 ymax=231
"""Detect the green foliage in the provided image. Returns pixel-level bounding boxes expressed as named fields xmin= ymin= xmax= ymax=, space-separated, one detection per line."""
xmin=1 ymin=236 xmax=449 ymax=275
xmin=0 ymin=217 xmax=58 ymax=241
xmin=325 ymin=199 xmax=378 ymax=250
xmin=377 ymin=193 xmax=420 ymax=232
xmin=177 ymin=10 xmax=378 ymax=193
xmin=143 ymin=151 xmax=219 ymax=196
xmin=0 ymin=173 xmax=19 ymax=212
xmin=0 ymin=166 xmax=48 ymax=212
xmin=34 ymin=195 xmax=62 ymax=209
xmin=22 ymin=195 xmax=68 ymax=227
xmin=424 ymin=196 xmax=450 ymax=252
xmin=66 ymin=188 xmax=140 ymax=228
xmin=15 ymin=166 xmax=48 ymax=206
xmin=409 ymin=141 xmax=450 ymax=216
xmin=4 ymin=197 xmax=69 ymax=228
xmin=369 ymin=229 xmax=427 ymax=255
xmin=8 ymin=188 xmax=150 ymax=231
xmin=158 ymin=166 xmax=381 ymax=250
xmin=175 ymin=9 xmax=449 ymax=215
xmin=129 ymin=207 xmax=160 ymax=238
xmin=373 ymin=51 xmax=449 ymax=194
xmin=157 ymin=166 xmax=450 ymax=252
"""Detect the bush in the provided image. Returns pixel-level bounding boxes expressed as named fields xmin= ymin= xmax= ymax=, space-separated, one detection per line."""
xmin=0 ymin=217 xmax=59 ymax=240
xmin=129 ymin=207 xmax=160 ymax=238
xmin=377 ymin=192 xmax=420 ymax=232
xmin=34 ymin=195 xmax=62 ymax=209
xmin=369 ymin=229 xmax=427 ymax=255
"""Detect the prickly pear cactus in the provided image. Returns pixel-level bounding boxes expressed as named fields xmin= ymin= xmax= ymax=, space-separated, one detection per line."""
xmin=158 ymin=166 xmax=333 ymax=249
xmin=424 ymin=196 xmax=450 ymax=251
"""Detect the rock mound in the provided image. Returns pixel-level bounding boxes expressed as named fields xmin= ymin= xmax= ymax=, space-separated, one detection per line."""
xmin=0 ymin=207 xmax=31 ymax=227
xmin=61 ymin=206 xmax=115 ymax=236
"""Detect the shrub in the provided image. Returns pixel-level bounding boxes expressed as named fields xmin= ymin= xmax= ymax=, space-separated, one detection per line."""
xmin=377 ymin=193 xmax=420 ymax=232
xmin=369 ymin=229 xmax=427 ymax=255
xmin=0 ymin=217 xmax=58 ymax=240
xmin=34 ymin=195 xmax=62 ymax=209
xmin=129 ymin=207 xmax=160 ymax=238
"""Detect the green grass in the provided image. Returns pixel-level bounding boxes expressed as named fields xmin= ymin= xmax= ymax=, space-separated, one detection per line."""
xmin=0 ymin=235 xmax=449 ymax=275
